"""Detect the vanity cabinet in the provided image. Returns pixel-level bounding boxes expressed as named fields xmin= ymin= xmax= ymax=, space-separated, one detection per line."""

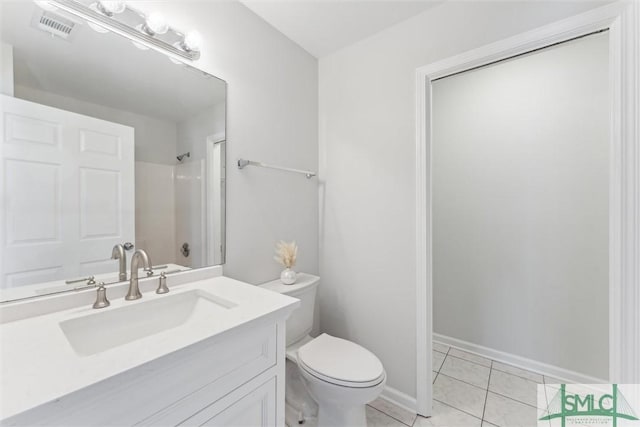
xmin=181 ymin=376 xmax=277 ymax=426
xmin=2 ymin=320 xmax=286 ymax=426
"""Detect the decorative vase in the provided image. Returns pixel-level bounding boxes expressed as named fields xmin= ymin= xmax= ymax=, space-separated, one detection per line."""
xmin=280 ymin=268 xmax=297 ymax=285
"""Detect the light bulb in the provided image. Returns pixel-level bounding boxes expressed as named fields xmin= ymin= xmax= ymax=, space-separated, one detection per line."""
xmin=143 ymin=12 xmax=168 ymax=35
xmin=97 ymin=1 xmax=126 ymax=15
xmin=182 ymin=31 xmax=202 ymax=52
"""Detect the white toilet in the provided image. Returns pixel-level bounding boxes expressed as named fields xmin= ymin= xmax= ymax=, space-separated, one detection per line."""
xmin=260 ymin=274 xmax=386 ymax=427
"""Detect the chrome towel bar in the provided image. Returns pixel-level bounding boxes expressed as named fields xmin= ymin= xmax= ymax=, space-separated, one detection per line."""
xmin=237 ymin=158 xmax=316 ymax=179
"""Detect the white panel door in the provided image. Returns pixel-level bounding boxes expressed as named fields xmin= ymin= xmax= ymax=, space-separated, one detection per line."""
xmin=0 ymin=94 xmax=134 ymax=289
xmin=76 ymin=124 xmax=134 ymax=276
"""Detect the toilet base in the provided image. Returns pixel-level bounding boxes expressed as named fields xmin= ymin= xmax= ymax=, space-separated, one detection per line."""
xmin=317 ymin=403 xmax=366 ymax=427
xmin=285 ymin=400 xmax=316 ymax=427
xmin=285 ymin=357 xmax=318 ymax=426
xmin=298 ymin=363 xmax=385 ymax=427
xmin=286 ymin=334 xmax=386 ymax=427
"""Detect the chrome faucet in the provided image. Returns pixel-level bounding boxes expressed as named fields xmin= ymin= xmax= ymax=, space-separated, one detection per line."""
xmin=126 ymin=249 xmax=152 ymax=300
xmin=111 ymin=244 xmax=127 ymax=282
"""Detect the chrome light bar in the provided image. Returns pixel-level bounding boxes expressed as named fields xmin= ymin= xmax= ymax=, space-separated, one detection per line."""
xmin=43 ymin=0 xmax=201 ymax=61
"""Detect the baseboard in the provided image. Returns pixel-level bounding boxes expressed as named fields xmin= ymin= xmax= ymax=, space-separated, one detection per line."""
xmin=433 ymin=333 xmax=607 ymax=384
xmin=379 ymin=385 xmax=417 ymax=414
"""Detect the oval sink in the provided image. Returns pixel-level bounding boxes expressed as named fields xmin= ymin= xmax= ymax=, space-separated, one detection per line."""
xmin=59 ymin=290 xmax=236 ymax=356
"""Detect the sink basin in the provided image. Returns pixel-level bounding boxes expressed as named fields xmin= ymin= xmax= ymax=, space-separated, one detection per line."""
xmin=59 ymin=290 xmax=237 ymax=356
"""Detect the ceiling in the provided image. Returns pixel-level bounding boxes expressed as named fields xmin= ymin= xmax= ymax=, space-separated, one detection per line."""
xmin=0 ymin=2 xmax=226 ymax=123
xmin=240 ymin=0 xmax=444 ymax=58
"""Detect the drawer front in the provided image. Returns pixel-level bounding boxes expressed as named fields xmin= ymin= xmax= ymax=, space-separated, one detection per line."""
xmin=183 ymin=374 xmax=277 ymax=427
xmin=136 ymin=323 xmax=277 ymax=426
xmin=4 ymin=322 xmax=277 ymax=426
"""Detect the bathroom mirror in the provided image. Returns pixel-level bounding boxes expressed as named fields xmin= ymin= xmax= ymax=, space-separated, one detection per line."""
xmin=0 ymin=2 xmax=226 ymax=302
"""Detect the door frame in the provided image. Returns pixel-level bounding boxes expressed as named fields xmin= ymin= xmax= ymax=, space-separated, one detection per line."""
xmin=414 ymin=1 xmax=639 ymax=416
xmin=206 ymin=132 xmax=226 ymax=266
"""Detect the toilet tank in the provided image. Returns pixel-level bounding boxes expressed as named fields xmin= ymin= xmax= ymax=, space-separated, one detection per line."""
xmin=260 ymin=274 xmax=319 ymax=346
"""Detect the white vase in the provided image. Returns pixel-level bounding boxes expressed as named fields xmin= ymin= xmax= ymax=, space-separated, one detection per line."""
xmin=280 ymin=268 xmax=297 ymax=285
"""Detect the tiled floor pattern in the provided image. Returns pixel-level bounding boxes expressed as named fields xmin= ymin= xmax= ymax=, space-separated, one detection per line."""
xmin=365 ymin=342 xmax=564 ymax=427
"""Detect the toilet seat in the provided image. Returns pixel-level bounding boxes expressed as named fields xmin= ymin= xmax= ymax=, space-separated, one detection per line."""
xmin=297 ymin=334 xmax=385 ymax=388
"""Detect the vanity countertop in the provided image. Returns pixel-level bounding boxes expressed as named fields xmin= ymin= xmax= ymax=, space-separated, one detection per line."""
xmin=0 ymin=276 xmax=299 ymax=420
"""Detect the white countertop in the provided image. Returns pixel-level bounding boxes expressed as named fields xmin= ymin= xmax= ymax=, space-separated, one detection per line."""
xmin=0 ymin=275 xmax=299 ymax=420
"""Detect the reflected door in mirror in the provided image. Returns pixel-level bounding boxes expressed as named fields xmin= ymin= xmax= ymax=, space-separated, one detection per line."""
xmin=0 ymin=1 xmax=226 ymax=302
xmin=0 ymin=94 xmax=134 ymax=289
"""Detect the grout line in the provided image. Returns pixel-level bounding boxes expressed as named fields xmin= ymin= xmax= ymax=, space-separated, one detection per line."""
xmin=486 ymin=390 xmax=540 ymax=410
xmin=491 ymin=364 xmax=544 ymax=384
xmin=446 ymin=345 xmax=491 ymax=359
xmin=542 ymin=380 xmax=553 ymax=427
xmin=443 ymin=346 xmax=451 ymax=363
xmin=436 ymin=372 xmax=488 ymax=391
xmin=432 ymin=343 xmax=547 ymax=425
xmin=444 ymin=342 xmax=551 ymax=380
xmin=443 ymin=352 xmax=492 ymax=369
xmin=432 ymin=345 xmax=450 ymax=381
xmin=432 ymin=398 xmax=483 ymax=422
xmin=367 ymin=404 xmax=413 ymax=427
xmin=480 ymin=360 xmax=492 ymax=424
xmin=432 ymin=349 xmax=446 ymax=384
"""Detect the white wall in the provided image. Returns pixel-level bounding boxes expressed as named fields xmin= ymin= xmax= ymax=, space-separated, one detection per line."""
xmin=319 ymin=1 xmax=608 ymax=399
xmin=134 ymin=1 xmax=318 ymax=283
xmin=177 ymin=102 xmax=226 ymax=161
xmin=175 ymin=160 xmax=206 ymax=268
xmin=14 ymin=85 xmax=178 ymax=165
xmin=1 ymin=42 xmax=13 ymax=96
xmin=135 ymin=162 xmax=177 ymax=266
xmin=432 ymin=33 xmax=609 ymax=379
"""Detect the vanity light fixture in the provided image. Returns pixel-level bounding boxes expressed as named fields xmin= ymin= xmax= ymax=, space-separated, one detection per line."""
xmin=142 ymin=12 xmax=168 ymax=36
xmin=36 ymin=0 xmax=201 ymax=61
xmin=181 ymin=31 xmax=203 ymax=53
xmin=86 ymin=3 xmax=110 ymax=33
xmin=95 ymin=0 xmax=125 ymax=16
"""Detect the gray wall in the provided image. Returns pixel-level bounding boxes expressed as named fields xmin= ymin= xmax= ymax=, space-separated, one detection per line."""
xmin=177 ymin=102 xmax=226 ymax=161
xmin=432 ymin=33 xmax=609 ymax=379
xmin=319 ymin=1 xmax=609 ymax=398
xmin=14 ymin=85 xmax=178 ymax=165
xmin=144 ymin=1 xmax=319 ymax=282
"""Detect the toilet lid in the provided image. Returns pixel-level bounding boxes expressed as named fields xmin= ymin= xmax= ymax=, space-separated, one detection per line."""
xmin=297 ymin=334 xmax=385 ymax=388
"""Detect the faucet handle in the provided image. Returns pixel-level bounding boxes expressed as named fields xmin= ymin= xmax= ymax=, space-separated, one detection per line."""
xmin=93 ymin=282 xmax=110 ymax=309
xmin=156 ymin=272 xmax=169 ymax=294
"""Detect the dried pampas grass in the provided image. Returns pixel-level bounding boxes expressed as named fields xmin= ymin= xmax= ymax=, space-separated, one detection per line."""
xmin=274 ymin=241 xmax=298 ymax=269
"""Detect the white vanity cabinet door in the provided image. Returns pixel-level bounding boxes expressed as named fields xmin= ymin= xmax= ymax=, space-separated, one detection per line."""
xmin=184 ymin=376 xmax=276 ymax=427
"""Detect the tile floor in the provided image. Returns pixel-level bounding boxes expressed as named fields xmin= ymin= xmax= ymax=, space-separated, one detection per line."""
xmin=364 ymin=342 xmax=564 ymax=427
